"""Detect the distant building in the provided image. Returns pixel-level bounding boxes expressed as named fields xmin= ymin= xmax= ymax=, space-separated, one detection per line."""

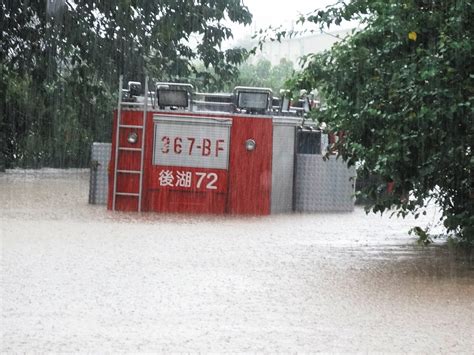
xmin=247 ymin=28 xmax=354 ymax=67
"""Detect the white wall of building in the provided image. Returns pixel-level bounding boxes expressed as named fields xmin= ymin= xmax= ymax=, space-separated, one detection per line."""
xmin=249 ymin=29 xmax=354 ymax=67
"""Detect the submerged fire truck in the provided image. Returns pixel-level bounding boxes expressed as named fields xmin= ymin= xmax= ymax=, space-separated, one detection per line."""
xmin=89 ymin=76 xmax=356 ymax=215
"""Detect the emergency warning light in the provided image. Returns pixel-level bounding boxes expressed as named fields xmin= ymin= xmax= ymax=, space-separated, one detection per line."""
xmin=157 ymin=89 xmax=188 ymax=108
xmin=234 ymin=87 xmax=272 ymax=113
xmin=237 ymin=92 xmax=268 ymax=110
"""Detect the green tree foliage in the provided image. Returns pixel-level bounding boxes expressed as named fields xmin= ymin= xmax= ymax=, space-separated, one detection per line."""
xmin=1 ymin=0 xmax=251 ymax=168
xmin=289 ymin=0 xmax=473 ymax=244
xmin=190 ymin=58 xmax=295 ymax=93
xmin=234 ymin=58 xmax=294 ymax=94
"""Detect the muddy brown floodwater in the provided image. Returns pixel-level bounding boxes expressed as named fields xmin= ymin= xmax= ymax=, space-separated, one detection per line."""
xmin=1 ymin=169 xmax=473 ymax=352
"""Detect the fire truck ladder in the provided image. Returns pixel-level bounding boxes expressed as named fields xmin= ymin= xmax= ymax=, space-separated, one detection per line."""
xmin=112 ymin=75 xmax=149 ymax=211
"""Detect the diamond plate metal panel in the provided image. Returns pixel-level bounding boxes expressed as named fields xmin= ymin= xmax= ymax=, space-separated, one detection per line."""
xmin=294 ymin=154 xmax=356 ymax=212
xmin=271 ymin=121 xmax=297 ymax=213
xmin=89 ymin=143 xmax=112 ymax=205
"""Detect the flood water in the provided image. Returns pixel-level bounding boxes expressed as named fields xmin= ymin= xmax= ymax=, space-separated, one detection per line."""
xmin=1 ymin=169 xmax=473 ymax=352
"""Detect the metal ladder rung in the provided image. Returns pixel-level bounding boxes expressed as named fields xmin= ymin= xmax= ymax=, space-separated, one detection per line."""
xmin=119 ymin=124 xmax=144 ymax=129
xmin=115 ymin=192 xmax=140 ymax=197
xmin=120 ymin=102 xmax=145 ymax=107
xmin=113 ymin=75 xmax=148 ymax=212
xmin=118 ymin=147 xmax=142 ymax=152
xmin=117 ymin=169 xmax=141 ymax=174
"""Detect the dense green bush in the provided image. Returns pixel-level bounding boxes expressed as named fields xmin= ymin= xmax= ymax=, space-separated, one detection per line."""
xmin=287 ymin=0 xmax=473 ymax=245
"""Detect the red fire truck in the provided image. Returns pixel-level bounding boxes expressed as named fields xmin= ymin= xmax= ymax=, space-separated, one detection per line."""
xmin=88 ymin=76 xmax=356 ymax=215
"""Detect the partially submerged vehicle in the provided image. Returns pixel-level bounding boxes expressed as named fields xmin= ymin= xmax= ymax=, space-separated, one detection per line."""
xmin=89 ymin=76 xmax=356 ymax=215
